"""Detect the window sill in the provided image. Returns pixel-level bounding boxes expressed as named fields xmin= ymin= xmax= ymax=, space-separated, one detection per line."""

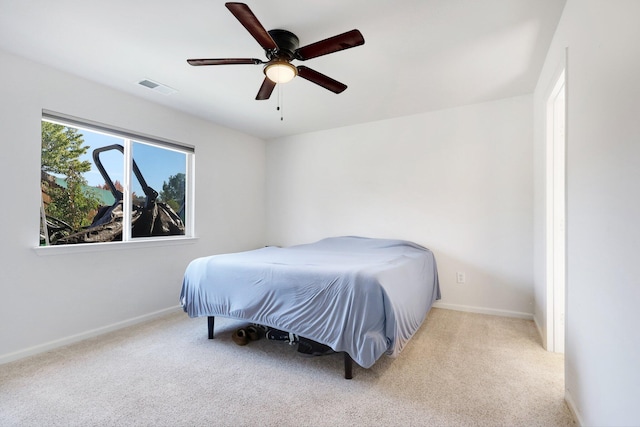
xmin=34 ymin=236 xmax=199 ymax=256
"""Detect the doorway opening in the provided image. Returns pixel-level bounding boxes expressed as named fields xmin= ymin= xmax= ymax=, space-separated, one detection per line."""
xmin=546 ymin=67 xmax=566 ymax=353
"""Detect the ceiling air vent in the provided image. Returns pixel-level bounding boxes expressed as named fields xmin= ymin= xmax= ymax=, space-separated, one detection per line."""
xmin=137 ymin=78 xmax=177 ymax=95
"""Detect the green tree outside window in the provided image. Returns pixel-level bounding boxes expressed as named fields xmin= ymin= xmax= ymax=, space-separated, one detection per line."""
xmin=41 ymin=122 xmax=101 ymax=238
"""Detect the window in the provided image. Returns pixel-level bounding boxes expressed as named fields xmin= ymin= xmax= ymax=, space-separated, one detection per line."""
xmin=40 ymin=112 xmax=194 ymax=246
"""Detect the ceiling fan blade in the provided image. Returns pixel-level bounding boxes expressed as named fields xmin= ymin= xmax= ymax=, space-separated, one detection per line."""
xmin=187 ymin=58 xmax=263 ymax=66
xmin=256 ymin=77 xmax=276 ymax=100
xmin=297 ymin=66 xmax=347 ymax=94
xmin=225 ymin=2 xmax=278 ymax=51
xmin=295 ymin=29 xmax=365 ymax=61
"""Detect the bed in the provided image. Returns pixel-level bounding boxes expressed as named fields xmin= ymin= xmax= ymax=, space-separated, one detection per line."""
xmin=180 ymin=236 xmax=440 ymax=378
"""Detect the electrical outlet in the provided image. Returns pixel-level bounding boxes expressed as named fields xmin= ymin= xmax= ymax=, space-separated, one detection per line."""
xmin=456 ymin=272 xmax=466 ymax=284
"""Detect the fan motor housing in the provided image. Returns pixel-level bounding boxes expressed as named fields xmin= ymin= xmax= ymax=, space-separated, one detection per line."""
xmin=267 ymin=29 xmax=299 ymax=60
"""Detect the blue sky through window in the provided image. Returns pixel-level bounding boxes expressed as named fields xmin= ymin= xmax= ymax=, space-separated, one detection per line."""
xmin=78 ymin=129 xmax=186 ymax=200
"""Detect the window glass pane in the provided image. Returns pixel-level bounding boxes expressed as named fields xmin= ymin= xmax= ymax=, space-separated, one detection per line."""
xmin=130 ymin=141 xmax=186 ymax=238
xmin=41 ymin=121 xmax=124 ymax=245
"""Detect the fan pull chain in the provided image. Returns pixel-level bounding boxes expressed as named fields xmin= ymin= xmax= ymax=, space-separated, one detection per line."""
xmin=277 ymin=83 xmax=284 ymax=121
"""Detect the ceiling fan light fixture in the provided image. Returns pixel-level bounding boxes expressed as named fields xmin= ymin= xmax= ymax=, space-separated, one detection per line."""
xmin=187 ymin=3 xmax=365 ymax=100
xmin=264 ymin=60 xmax=297 ymax=84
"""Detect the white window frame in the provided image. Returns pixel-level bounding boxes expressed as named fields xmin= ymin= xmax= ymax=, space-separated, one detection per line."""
xmin=37 ymin=110 xmax=196 ymax=254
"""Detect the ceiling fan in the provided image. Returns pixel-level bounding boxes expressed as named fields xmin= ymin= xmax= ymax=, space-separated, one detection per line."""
xmin=187 ymin=2 xmax=365 ymax=100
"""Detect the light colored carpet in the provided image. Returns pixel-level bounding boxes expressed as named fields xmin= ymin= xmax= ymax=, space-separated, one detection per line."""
xmin=0 ymin=308 xmax=574 ymax=426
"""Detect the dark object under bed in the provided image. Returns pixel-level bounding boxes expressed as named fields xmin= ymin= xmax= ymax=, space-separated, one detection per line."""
xmin=205 ymin=316 xmax=355 ymax=379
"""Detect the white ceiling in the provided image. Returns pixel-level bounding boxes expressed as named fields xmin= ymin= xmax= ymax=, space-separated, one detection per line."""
xmin=0 ymin=0 xmax=565 ymax=140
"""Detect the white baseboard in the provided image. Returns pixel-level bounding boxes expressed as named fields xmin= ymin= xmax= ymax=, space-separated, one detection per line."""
xmin=432 ymin=302 xmax=533 ymax=320
xmin=565 ymin=388 xmax=584 ymax=426
xmin=2 ymin=303 xmax=534 ymax=365
xmin=0 ymin=305 xmax=182 ymax=365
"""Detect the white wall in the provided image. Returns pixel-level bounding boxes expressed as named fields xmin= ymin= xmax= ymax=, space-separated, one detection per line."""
xmin=267 ymin=96 xmax=534 ymax=317
xmin=533 ymin=1 xmax=640 ymax=424
xmin=0 ymin=50 xmax=266 ymax=362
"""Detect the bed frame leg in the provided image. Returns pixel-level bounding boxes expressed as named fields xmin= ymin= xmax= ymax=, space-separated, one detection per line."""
xmin=207 ymin=316 xmax=215 ymax=339
xmin=344 ymin=353 xmax=353 ymax=379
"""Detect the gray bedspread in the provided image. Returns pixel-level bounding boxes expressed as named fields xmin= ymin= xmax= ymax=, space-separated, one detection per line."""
xmin=180 ymin=236 xmax=440 ymax=368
